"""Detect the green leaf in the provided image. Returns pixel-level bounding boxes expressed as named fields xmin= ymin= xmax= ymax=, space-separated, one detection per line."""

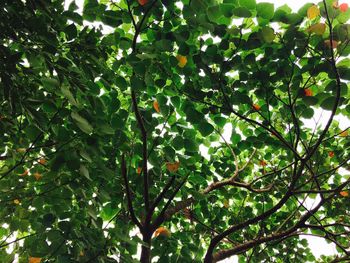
xmin=80 ymin=165 xmax=92 ymax=180
xmin=220 ymin=4 xmax=235 ymax=17
xmin=61 ymin=85 xmax=78 ymax=106
xmin=184 ymin=139 xmax=199 ymax=152
xmin=71 ymin=112 xmax=93 ymax=134
xmin=207 ymin=6 xmax=222 ymax=21
xmin=257 ymin=2 xmax=275 ymax=20
xmin=338 ymin=67 xmax=350 ymax=80
xmin=239 ymin=0 xmax=256 ymax=10
xmin=233 ymin=7 xmax=252 ymax=17
xmin=320 ymin=96 xmax=337 ymax=110
xmin=115 ymin=76 xmax=128 ymax=90
xmin=24 ymin=125 xmax=41 ymax=141
xmin=41 ymin=77 xmax=59 ymax=91
xmin=261 ymin=26 xmax=275 ymax=43
xmin=101 ymin=10 xmax=122 ymax=27
xmin=198 ymin=121 xmax=214 ymax=136
xmin=301 ymin=107 xmax=314 ymax=119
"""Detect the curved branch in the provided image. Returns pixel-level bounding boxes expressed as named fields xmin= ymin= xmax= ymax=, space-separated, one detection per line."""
xmin=121 ymin=154 xmax=142 ymax=229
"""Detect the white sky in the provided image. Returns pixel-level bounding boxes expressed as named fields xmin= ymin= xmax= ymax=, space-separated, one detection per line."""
xmin=62 ymin=0 xmax=347 ymax=262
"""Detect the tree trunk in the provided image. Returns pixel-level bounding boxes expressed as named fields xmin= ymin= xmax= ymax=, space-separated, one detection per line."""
xmin=140 ymin=234 xmax=152 ymax=263
xmin=204 ymin=254 xmax=213 ymax=263
xmin=203 ymin=244 xmax=215 ymax=263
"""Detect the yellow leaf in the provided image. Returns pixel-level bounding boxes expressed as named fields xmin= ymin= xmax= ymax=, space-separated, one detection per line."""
xmin=223 ymin=200 xmax=229 ymax=208
xmin=176 ymin=55 xmax=187 ymax=68
xmin=16 ymin=148 xmax=27 ymax=153
xmin=307 ymin=23 xmax=326 ymax=35
xmin=13 ymin=199 xmax=20 ymax=205
xmin=166 ymin=162 xmax=180 ymax=173
xmin=340 ymin=191 xmax=349 ymax=197
xmin=153 ymin=100 xmax=160 ymax=113
xmin=29 ymin=257 xmax=41 ymax=263
xmin=333 ymin=1 xmax=339 ymax=9
xmin=154 ymin=226 xmax=171 ymax=237
xmin=307 ymin=5 xmax=320 ymax=19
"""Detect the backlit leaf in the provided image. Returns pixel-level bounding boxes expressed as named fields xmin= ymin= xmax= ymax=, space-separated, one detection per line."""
xmin=307 ymin=5 xmax=320 ymax=19
xmin=307 ymin=23 xmax=326 ymax=35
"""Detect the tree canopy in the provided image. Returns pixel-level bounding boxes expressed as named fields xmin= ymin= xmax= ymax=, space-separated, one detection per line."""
xmin=1 ymin=0 xmax=350 ymax=262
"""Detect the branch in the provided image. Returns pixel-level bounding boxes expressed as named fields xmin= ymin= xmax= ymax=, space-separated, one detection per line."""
xmin=202 ymin=178 xmax=272 ymax=194
xmin=239 ymin=149 xmax=257 ymax=173
xmin=121 ymin=154 xmax=142 ymax=229
xmin=305 ymin=0 xmax=342 ymax=161
xmin=152 ymin=175 xmax=188 ymax=229
xmin=146 ymin=175 xmax=175 ymax=222
xmin=211 ymin=184 xmax=335 ymax=262
xmin=131 ymin=90 xmax=150 ymax=213
xmin=0 ymin=103 xmax=66 ymax=180
xmin=0 ymin=233 xmax=37 ymax=249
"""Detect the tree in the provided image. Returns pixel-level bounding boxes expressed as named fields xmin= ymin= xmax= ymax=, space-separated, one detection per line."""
xmin=0 ymin=0 xmax=350 ymax=262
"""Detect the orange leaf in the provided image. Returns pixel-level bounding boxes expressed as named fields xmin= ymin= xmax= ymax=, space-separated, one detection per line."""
xmin=153 ymin=100 xmax=160 ymax=113
xmin=259 ymin=160 xmax=267 ymax=166
xmin=328 ymin=151 xmax=334 ymax=158
xmin=340 ymin=3 xmax=349 ymax=12
xmin=29 ymin=257 xmax=41 ymax=263
xmin=304 ymin=88 xmax=313 ymax=97
xmin=38 ymin=158 xmax=47 ymax=165
xmin=176 ymin=55 xmax=187 ymax=68
xmin=154 ymin=226 xmax=171 ymax=237
xmin=324 ymin=40 xmax=338 ymax=48
xmin=20 ymin=170 xmax=29 ymax=176
xmin=307 ymin=5 xmax=320 ymax=19
xmin=307 ymin=23 xmax=326 ymax=35
xmin=339 ymin=130 xmax=348 ymax=137
xmin=340 ymin=191 xmax=349 ymax=197
xmin=166 ymin=162 xmax=180 ymax=173
xmin=138 ymin=0 xmax=148 ymax=6
xmin=13 ymin=199 xmax=20 ymax=205
xmin=136 ymin=167 xmax=142 ymax=174
xmin=33 ymin=172 xmax=42 ymax=181
xmin=252 ymin=104 xmax=261 ymax=111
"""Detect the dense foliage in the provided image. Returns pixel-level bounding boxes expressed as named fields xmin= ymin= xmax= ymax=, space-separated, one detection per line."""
xmin=1 ymin=0 xmax=350 ymax=262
